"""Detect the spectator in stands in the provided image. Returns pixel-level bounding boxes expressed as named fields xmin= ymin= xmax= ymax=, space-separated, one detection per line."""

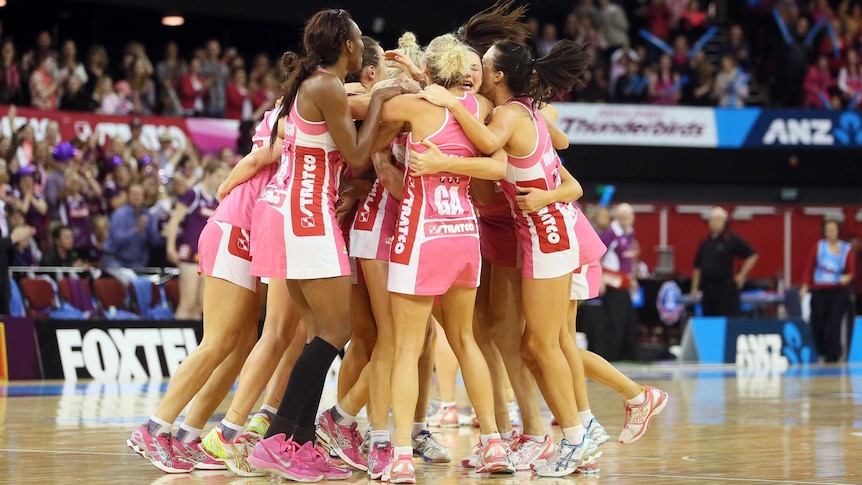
xmin=179 ymin=57 xmax=209 ymax=116
xmin=537 ymin=23 xmax=559 ymax=56
xmin=251 ymin=69 xmax=279 ymax=116
xmin=690 ymin=206 xmax=758 ymax=317
xmin=8 ymin=206 xmax=40 ymax=266
xmin=575 ymin=0 xmax=601 ymax=29
xmin=11 ymin=165 xmax=48 ymax=244
xmin=720 ymin=24 xmax=751 ymax=69
xmin=9 ymin=117 xmax=35 ymax=171
xmin=56 ymin=40 xmax=88 ymax=88
xmin=646 ymin=0 xmax=672 ymax=42
xmin=681 ymin=52 xmax=715 ymax=105
xmin=801 ymin=219 xmax=855 ymax=363
xmin=838 ymin=49 xmax=862 ymax=108
xmin=60 ymin=75 xmax=94 ymax=112
xmin=248 ymin=52 xmax=271 ymax=90
xmin=0 ymin=40 xmax=24 ymax=105
xmin=525 ymin=17 xmax=541 ymax=57
xmin=648 ymin=54 xmax=681 ymax=104
xmin=844 ymin=3 xmax=862 ymax=47
xmin=94 ymin=76 xmax=131 ymax=115
xmin=127 ymin=57 xmax=156 ymax=115
xmin=851 ymin=234 xmax=862 ymax=316
xmin=165 ymin=160 xmax=228 ymax=319
xmin=599 ymin=203 xmax=640 ymax=361
xmin=713 ymin=55 xmax=749 ymax=107
xmin=89 ymin=214 xmax=109 ymax=263
xmin=31 ymin=31 xmax=57 ymax=64
xmin=84 ymin=45 xmax=110 ymax=95
xmin=44 ymin=121 xmax=61 ymax=148
xmin=575 ymin=47 xmax=610 ymax=102
xmin=29 ymin=54 xmax=59 ymax=111
xmin=0 ymin=202 xmax=36 ymax=313
xmin=671 ymin=35 xmax=691 ymax=72
xmin=103 ymin=160 xmax=133 ymax=212
xmin=225 ymin=68 xmax=252 ymax=121
xmin=128 ymin=117 xmax=144 ymax=147
xmin=60 ymin=171 xmax=101 ymax=256
xmin=41 ymin=225 xmax=87 ymax=267
xmin=821 ymin=19 xmax=848 ymax=72
xmin=804 ymin=54 xmax=837 ymax=108
xmin=43 ymin=142 xmax=74 ymax=220
xmin=678 ymin=0 xmax=707 ymax=41
xmin=201 ymin=40 xmax=228 ymax=118
xmin=599 ymin=0 xmax=631 ymax=57
xmin=156 ymin=41 xmax=186 ymax=91
xmin=102 ymin=182 xmax=164 ymax=286
xmin=615 ymin=55 xmax=649 ymax=102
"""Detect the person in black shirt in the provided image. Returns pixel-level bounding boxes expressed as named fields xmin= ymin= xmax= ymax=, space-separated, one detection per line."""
xmin=41 ymin=225 xmax=87 ymax=267
xmin=690 ymin=207 xmax=759 ymax=316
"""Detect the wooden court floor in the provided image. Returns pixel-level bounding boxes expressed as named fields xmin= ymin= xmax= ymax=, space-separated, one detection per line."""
xmin=2 ymin=363 xmax=862 ymax=484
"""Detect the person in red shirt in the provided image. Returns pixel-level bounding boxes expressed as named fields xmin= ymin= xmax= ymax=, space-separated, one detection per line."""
xmin=224 ymin=68 xmax=251 ymax=120
xmin=804 ymin=55 xmax=836 ymax=108
xmin=800 ymin=220 xmax=856 ymax=362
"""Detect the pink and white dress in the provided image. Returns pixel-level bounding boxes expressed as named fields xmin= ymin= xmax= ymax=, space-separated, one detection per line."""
xmin=499 ymin=97 xmax=579 ymax=280
xmin=198 ymin=107 xmax=280 ymax=291
xmin=388 ymin=92 xmax=482 ymax=296
xmin=570 ymin=205 xmax=607 ymax=300
xmin=250 ymin=90 xmax=350 ymax=280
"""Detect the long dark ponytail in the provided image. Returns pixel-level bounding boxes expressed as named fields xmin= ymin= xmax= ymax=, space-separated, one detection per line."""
xmin=491 ymin=39 xmax=590 ymax=107
xmin=269 ymin=9 xmax=354 ymax=150
xmin=456 ymin=0 xmax=531 ymax=55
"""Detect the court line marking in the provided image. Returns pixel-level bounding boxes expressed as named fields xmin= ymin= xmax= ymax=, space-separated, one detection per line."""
xmin=613 ymin=473 xmax=857 ymax=485
xmin=0 ymin=448 xmax=129 ymax=456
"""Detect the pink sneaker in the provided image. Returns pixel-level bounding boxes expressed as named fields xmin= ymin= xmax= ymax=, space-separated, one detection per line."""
xmin=248 ymin=434 xmax=323 ymax=482
xmin=367 ymin=440 xmax=393 ymax=480
xmin=127 ymin=425 xmax=194 ymax=474
xmin=386 ymin=453 xmax=415 ymax=484
xmin=511 ymin=434 xmax=556 ymax=471
xmin=428 ymin=405 xmax=459 ymax=428
xmin=619 ymin=386 xmax=669 ymax=445
xmin=315 ymin=408 xmax=368 ymax=471
xmin=173 ymin=438 xmax=226 ymax=470
xmin=476 ymin=437 xmax=514 ymax=474
xmin=311 ymin=444 xmax=353 ymax=480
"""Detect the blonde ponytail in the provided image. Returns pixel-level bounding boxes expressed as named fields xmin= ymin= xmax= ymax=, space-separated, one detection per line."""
xmin=387 ymin=32 xmax=425 ymax=79
xmin=424 ymin=34 xmax=469 ymax=88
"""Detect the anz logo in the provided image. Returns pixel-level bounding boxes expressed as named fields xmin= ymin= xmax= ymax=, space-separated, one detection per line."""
xmin=761 ymin=112 xmax=862 ymax=146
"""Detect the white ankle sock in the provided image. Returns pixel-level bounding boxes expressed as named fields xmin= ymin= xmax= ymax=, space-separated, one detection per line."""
xmin=219 ymin=419 xmax=245 ymax=442
xmin=479 ymin=433 xmax=501 ymax=446
xmin=369 ymin=430 xmax=390 ymax=446
xmin=627 ymin=388 xmax=647 ymax=406
xmin=579 ymin=410 xmax=595 ymax=427
xmin=259 ymin=404 xmax=278 ymax=418
xmin=525 ymin=434 xmax=547 ymax=443
xmin=147 ymin=416 xmax=172 ymax=437
xmin=176 ymin=423 xmax=202 ymax=443
xmin=334 ymin=403 xmax=356 ymax=426
xmin=411 ymin=422 xmax=426 ymax=437
xmin=562 ymin=424 xmax=586 ymax=445
xmin=501 ymin=430 xmax=515 ymax=441
xmin=394 ymin=446 xmax=413 ymax=458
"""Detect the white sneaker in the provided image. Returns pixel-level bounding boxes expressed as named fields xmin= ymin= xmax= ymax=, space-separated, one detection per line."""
xmin=619 ymin=386 xmax=668 ymax=445
xmin=534 ymin=437 xmax=601 ymax=478
xmin=511 ymin=434 xmax=555 ymax=471
xmin=586 ymin=418 xmax=610 ymax=447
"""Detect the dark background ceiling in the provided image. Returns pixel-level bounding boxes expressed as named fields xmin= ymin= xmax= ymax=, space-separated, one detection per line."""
xmin=3 ymin=0 xmax=569 ymax=59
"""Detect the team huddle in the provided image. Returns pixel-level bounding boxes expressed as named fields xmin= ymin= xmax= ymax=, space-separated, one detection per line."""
xmin=126 ymin=2 xmax=668 ymax=482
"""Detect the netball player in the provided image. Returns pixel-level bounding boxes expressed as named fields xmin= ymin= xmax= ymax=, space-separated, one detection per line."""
xmin=418 ymin=39 xmax=602 ymax=477
xmin=164 ymin=161 xmax=228 ymax=319
xmin=246 ymin=9 xmax=401 ymax=482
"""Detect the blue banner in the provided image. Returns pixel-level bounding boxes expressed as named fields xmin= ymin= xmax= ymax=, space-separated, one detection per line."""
xmin=683 ymin=317 xmax=817 ymax=366
xmin=742 ymin=109 xmax=862 ymax=148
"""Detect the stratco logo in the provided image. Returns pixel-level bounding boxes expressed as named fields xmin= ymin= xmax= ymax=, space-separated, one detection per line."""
xmin=56 ymin=328 xmax=199 ymax=380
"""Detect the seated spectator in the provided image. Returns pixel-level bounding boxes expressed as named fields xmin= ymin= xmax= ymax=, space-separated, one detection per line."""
xmin=60 ymin=75 xmax=94 ymax=112
xmin=41 ymin=225 xmax=86 ymax=267
xmin=537 ymin=23 xmax=559 ymax=56
xmin=615 ymin=56 xmax=649 ymax=103
xmin=719 ymin=24 xmax=751 ymax=69
xmin=804 ymin=55 xmax=837 ymax=108
xmin=102 ymin=183 xmax=164 ymax=286
xmin=610 ymin=46 xmax=639 ymax=95
xmin=84 ymin=44 xmax=110 ymax=95
xmin=648 ymin=54 xmax=681 ymax=105
xmin=0 ymin=40 xmax=25 ymax=105
xmin=679 ymin=0 xmax=707 ymax=41
xmin=11 ymin=165 xmax=48 ymax=245
xmin=7 ymin=207 xmax=40 ymax=266
xmin=179 ymin=57 xmax=210 ymax=117
xmin=599 ymin=0 xmax=630 ymax=54
xmin=56 ymin=40 xmax=89 ymax=88
xmin=838 ymin=49 xmax=862 ymax=109
xmin=671 ymin=35 xmax=691 ymax=73
xmin=95 ymin=76 xmax=132 ymax=115
xmin=29 ymin=54 xmax=59 ymax=110
xmin=681 ymin=52 xmax=715 ymax=105
xmin=646 ymin=0 xmax=672 ymax=42
xmin=225 ymin=68 xmax=252 ymax=121
xmin=713 ymin=55 xmax=749 ymax=107
xmin=127 ymin=57 xmax=156 ymax=115
xmin=88 ymin=215 xmax=109 ymax=263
